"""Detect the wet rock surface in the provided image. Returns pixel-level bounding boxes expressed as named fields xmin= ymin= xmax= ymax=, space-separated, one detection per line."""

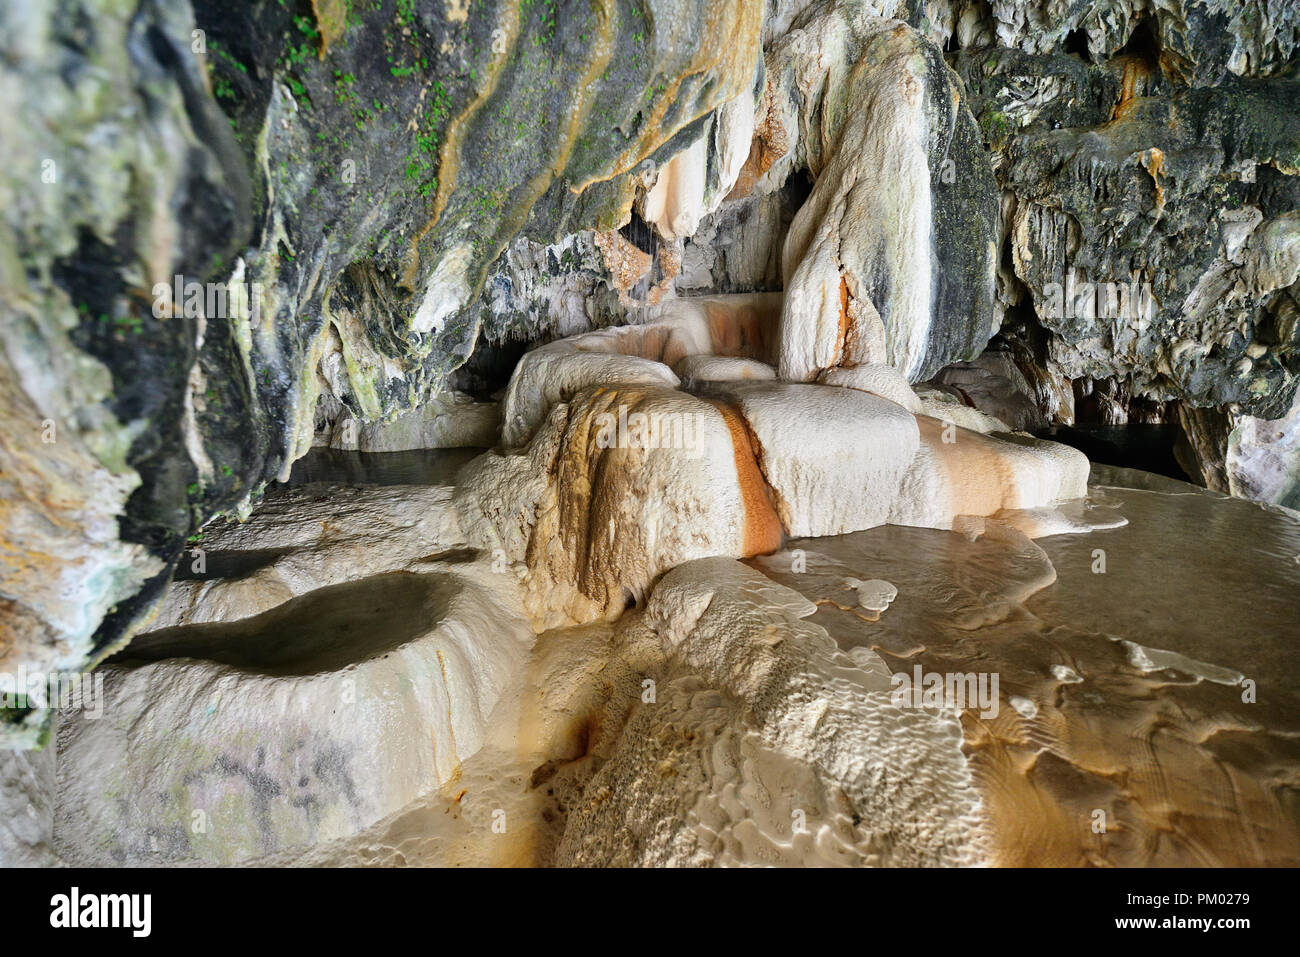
xmin=3 ymin=0 xmax=1300 ymax=871
xmin=1 ymin=0 xmax=765 ymax=732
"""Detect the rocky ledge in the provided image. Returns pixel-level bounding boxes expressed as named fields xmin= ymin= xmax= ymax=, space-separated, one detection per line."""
xmin=2 ymin=0 xmax=1299 ymax=868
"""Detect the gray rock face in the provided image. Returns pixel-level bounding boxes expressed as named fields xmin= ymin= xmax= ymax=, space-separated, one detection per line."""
xmin=4 ymin=0 xmax=1300 ymax=745
xmin=947 ymin=0 xmax=1300 ymax=86
xmin=970 ymin=58 xmax=1300 ymax=416
xmin=1 ymin=0 xmax=248 ymax=743
xmin=1228 ymin=392 xmax=1300 ymax=508
xmin=0 ymin=0 xmax=765 ymax=740
xmin=932 ymin=1 xmax=1300 ymax=495
xmin=0 ymin=745 xmax=59 ymax=866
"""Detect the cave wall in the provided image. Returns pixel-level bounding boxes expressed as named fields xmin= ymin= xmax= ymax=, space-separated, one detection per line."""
xmin=3 ymin=0 xmax=1299 ymax=745
xmin=0 ymin=0 xmax=765 ymax=744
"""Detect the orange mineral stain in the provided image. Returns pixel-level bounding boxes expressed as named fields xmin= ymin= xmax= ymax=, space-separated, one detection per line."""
xmin=1140 ymin=147 xmax=1166 ymax=211
xmin=707 ymin=400 xmax=784 ymax=556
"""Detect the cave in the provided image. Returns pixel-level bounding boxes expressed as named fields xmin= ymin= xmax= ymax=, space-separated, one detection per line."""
xmin=3 ymin=0 xmax=1300 ymax=888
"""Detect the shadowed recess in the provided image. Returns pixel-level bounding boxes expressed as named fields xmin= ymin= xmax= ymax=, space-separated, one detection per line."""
xmin=116 ymin=572 xmax=455 ymax=676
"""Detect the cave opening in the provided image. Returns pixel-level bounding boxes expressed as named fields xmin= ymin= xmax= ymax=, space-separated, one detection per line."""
xmin=1035 ymin=378 xmax=1192 ymax=482
xmin=1063 ymin=28 xmax=1091 ymax=62
xmin=619 ymin=208 xmax=658 ymax=256
xmin=447 ymin=332 xmax=530 ymax=400
xmin=1113 ymin=17 xmax=1162 ymax=73
xmin=781 ymin=165 xmax=816 ymax=213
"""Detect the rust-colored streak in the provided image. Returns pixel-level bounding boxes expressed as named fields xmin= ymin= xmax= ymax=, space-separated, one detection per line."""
xmin=726 ymin=82 xmax=789 ymax=202
xmin=592 ymin=230 xmax=653 ymax=304
xmin=726 ymin=137 xmax=766 ymax=201
xmin=700 ymin=299 xmax=776 ymax=363
xmin=836 ymin=273 xmax=852 ymax=365
xmin=571 ymin=1 xmax=765 ymax=195
xmin=1140 ymin=146 xmax=1166 ymax=211
xmin=706 ymin=400 xmax=784 ymax=556
xmin=310 ymin=0 xmax=347 ymax=58
xmin=435 ymin=648 xmax=463 ymax=785
xmin=403 ymin=1 xmax=526 ymax=287
xmin=1111 ymin=56 xmax=1152 ymax=121
xmin=406 ymin=2 xmax=761 ymax=294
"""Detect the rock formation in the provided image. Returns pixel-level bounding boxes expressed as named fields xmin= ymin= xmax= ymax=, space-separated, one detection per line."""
xmin=0 ymin=0 xmax=767 ymax=741
xmin=767 ymin=6 xmax=999 ymax=383
xmin=457 ymin=285 xmax=1089 ymax=631
xmin=2 ymin=0 xmax=1300 ymax=870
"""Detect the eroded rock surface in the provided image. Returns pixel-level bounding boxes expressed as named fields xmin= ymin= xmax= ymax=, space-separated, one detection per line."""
xmin=5 ymin=0 xmax=1300 ymax=874
xmin=0 ymin=0 xmax=767 ymax=734
xmin=52 ymin=472 xmax=531 ymax=865
xmin=768 ymin=7 xmax=998 ymax=383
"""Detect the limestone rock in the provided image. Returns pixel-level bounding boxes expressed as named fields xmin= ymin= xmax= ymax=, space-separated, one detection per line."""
xmin=500 ymin=293 xmax=780 ymax=446
xmin=0 ymin=745 xmax=59 ymax=866
xmin=501 ymin=352 xmax=681 ymax=450
xmin=0 ymin=0 xmax=769 ymax=712
xmin=641 ymin=86 xmax=760 ymax=242
xmin=556 ymin=558 xmax=988 ymax=866
xmin=322 ymin=396 xmax=500 ymax=452
xmin=767 ymin=6 xmax=998 ymax=382
xmin=148 ymin=482 xmax=465 ymax=632
xmin=844 ymin=577 xmax=898 ymax=614
xmin=943 ymin=0 xmax=1300 ymax=86
xmin=818 ymin=362 xmax=1014 ymax=431
xmin=926 ymin=350 xmax=1044 ymax=431
xmin=672 ymin=355 xmax=777 ymax=389
xmin=458 ymin=385 xmax=782 ymax=630
xmin=891 ymin=417 xmax=1089 ymax=528
xmin=0 ymin=0 xmax=238 ymax=743
xmin=818 ymin=363 xmax=921 ymax=410
xmin=54 ymin=556 xmax=532 ymax=866
xmin=957 ymin=43 xmax=1300 ymax=418
xmin=1228 ymin=391 xmax=1300 ymax=509
xmin=729 ymin=383 xmax=922 ymax=537
xmin=729 ymin=382 xmax=1086 ymax=537
xmin=1176 ymin=404 xmax=1236 ymax=493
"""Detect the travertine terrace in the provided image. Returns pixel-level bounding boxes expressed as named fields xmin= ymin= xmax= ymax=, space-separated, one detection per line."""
xmin=2 ymin=0 xmax=1299 ymax=872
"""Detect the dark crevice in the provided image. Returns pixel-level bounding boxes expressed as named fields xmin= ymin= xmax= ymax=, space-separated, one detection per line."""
xmin=1037 ymin=421 xmax=1192 ymax=482
xmin=781 ymin=166 xmax=815 ymax=212
xmin=1063 ymin=28 xmax=1091 ymax=62
xmin=447 ymin=334 xmax=531 ymax=399
xmin=1114 ymin=17 xmax=1161 ymax=72
xmin=619 ymin=208 xmax=657 ymax=256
